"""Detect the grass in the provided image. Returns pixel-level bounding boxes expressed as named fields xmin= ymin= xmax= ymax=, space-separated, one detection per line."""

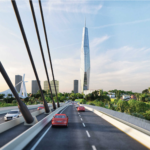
xmin=75 ymin=99 xmax=84 ymax=103
xmin=0 ymin=103 xmax=17 ymax=107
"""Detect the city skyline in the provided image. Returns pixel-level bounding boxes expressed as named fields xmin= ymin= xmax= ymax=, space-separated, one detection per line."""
xmin=0 ymin=1 xmax=150 ymax=93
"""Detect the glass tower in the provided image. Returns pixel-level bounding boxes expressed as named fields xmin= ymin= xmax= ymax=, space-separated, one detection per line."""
xmin=80 ymin=21 xmax=90 ymax=93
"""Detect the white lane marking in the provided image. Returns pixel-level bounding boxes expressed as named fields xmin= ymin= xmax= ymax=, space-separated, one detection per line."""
xmin=79 ymin=115 xmax=81 ymax=117
xmin=31 ymin=125 xmax=52 ymax=150
xmin=86 ymin=130 xmax=90 ymax=137
xmin=82 ymin=123 xmax=85 ymax=127
xmin=31 ymin=106 xmax=69 ymax=150
xmin=80 ymin=118 xmax=83 ymax=121
xmin=92 ymin=145 xmax=97 ymax=150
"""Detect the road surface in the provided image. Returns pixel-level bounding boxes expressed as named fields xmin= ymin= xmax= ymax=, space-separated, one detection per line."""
xmin=24 ymin=105 xmax=148 ymax=150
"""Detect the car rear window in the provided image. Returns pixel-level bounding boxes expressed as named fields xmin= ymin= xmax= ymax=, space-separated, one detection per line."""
xmin=55 ymin=115 xmax=66 ymax=118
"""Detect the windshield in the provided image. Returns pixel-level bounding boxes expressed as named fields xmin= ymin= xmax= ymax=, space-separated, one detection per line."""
xmin=55 ymin=115 xmax=66 ymax=118
xmin=8 ymin=111 xmax=19 ymax=114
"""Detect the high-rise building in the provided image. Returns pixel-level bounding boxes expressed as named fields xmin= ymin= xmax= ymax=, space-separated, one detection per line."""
xmin=50 ymin=80 xmax=59 ymax=94
xmin=44 ymin=81 xmax=49 ymax=91
xmin=15 ymin=75 xmax=22 ymax=92
xmin=80 ymin=21 xmax=90 ymax=93
xmin=74 ymin=80 xmax=78 ymax=93
xmin=31 ymin=80 xmax=40 ymax=94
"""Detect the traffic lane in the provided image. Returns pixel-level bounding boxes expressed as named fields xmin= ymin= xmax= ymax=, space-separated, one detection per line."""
xmin=24 ymin=105 xmax=91 ymax=150
xmin=0 ymin=112 xmax=49 ymax=148
xmin=0 ymin=108 xmax=38 ymax=124
xmin=79 ymin=109 xmax=148 ymax=150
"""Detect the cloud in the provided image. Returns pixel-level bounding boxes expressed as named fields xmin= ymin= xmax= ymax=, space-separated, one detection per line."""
xmin=90 ymin=35 xmax=110 ymax=48
xmin=91 ymin=18 xmax=150 ymax=29
xmin=90 ymin=46 xmax=150 ymax=92
xmin=46 ymin=0 xmax=102 ymax=14
xmin=0 ymin=25 xmax=21 ymax=39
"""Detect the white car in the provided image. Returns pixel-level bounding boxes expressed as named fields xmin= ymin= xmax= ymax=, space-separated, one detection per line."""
xmin=4 ymin=110 xmax=21 ymax=121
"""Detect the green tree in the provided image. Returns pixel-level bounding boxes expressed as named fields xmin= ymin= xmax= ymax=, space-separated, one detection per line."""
xmin=116 ymin=100 xmax=129 ymax=112
xmin=142 ymin=89 xmax=149 ymax=94
xmin=60 ymin=96 xmax=66 ymax=102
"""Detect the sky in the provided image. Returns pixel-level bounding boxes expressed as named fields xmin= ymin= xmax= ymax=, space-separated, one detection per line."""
xmin=0 ymin=0 xmax=150 ymax=93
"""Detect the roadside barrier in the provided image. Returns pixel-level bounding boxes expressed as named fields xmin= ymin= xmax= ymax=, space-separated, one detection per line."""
xmin=1 ymin=104 xmax=69 ymax=150
xmin=82 ymin=104 xmax=150 ymax=149
xmin=0 ymin=107 xmax=51 ymax=133
xmin=0 ymin=104 xmax=46 ymax=115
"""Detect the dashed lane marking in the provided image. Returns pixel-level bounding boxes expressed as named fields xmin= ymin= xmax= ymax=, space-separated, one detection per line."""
xmin=80 ymin=118 xmax=83 ymax=121
xmin=92 ymin=145 xmax=97 ymax=150
xmin=82 ymin=123 xmax=85 ymax=127
xmin=86 ymin=130 xmax=90 ymax=137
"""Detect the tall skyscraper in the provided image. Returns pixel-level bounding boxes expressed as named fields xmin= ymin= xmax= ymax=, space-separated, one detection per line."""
xmin=15 ymin=75 xmax=22 ymax=92
xmin=74 ymin=80 xmax=78 ymax=93
xmin=46 ymin=80 xmax=59 ymax=94
xmin=31 ymin=80 xmax=40 ymax=94
xmin=80 ymin=21 xmax=90 ymax=93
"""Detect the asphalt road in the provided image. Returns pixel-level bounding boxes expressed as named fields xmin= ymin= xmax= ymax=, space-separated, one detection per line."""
xmin=0 ymin=108 xmax=38 ymax=124
xmin=24 ymin=105 xmax=148 ymax=150
xmin=0 ymin=113 xmax=49 ymax=148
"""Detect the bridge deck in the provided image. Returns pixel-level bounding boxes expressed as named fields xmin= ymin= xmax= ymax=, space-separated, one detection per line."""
xmin=24 ymin=105 xmax=148 ymax=150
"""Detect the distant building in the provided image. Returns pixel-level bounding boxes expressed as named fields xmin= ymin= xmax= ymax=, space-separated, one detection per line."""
xmin=74 ymin=80 xmax=78 ymax=93
xmin=83 ymin=90 xmax=95 ymax=95
xmin=15 ymin=75 xmax=22 ymax=92
xmin=131 ymin=95 xmax=136 ymax=100
xmin=108 ymin=92 xmax=115 ymax=98
xmin=44 ymin=81 xmax=49 ymax=91
xmin=49 ymin=80 xmax=59 ymax=94
xmin=122 ymin=95 xmax=131 ymax=100
xmin=31 ymin=80 xmax=40 ymax=94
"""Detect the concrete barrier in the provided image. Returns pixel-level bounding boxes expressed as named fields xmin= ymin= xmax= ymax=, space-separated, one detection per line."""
xmin=0 ymin=103 xmax=53 ymax=114
xmin=1 ymin=104 xmax=69 ymax=150
xmin=82 ymin=105 xmax=150 ymax=149
xmin=0 ymin=108 xmax=49 ymax=133
xmin=82 ymin=104 xmax=150 ymax=132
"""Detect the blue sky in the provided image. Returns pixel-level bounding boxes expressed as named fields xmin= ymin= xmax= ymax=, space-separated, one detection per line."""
xmin=0 ymin=0 xmax=150 ymax=93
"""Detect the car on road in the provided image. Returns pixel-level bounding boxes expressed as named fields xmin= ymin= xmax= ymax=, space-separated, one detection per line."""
xmin=4 ymin=110 xmax=21 ymax=121
xmin=75 ymin=104 xmax=79 ymax=108
xmin=37 ymin=105 xmax=44 ymax=110
xmin=52 ymin=114 xmax=68 ymax=127
xmin=77 ymin=106 xmax=85 ymax=112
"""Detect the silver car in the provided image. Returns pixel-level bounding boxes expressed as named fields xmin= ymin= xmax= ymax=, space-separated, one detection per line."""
xmin=4 ymin=110 xmax=21 ymax=121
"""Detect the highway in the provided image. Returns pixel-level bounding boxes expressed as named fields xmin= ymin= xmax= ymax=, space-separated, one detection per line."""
xmin=24 ymin=104 xmax=148 ymax=150
xmin=0 ymin=108 xmax=38 ymax=124
xmin=0 ymin=113 xmax=49 ymax=148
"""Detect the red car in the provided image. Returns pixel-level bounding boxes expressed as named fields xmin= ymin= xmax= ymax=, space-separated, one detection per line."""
xmin=52 ymin=114 xmax=68 ymax=127
xmin=77 ymin=106 xmax=85 ymax=112
xmin=37 ymin=106 xmax=44 ymax=110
